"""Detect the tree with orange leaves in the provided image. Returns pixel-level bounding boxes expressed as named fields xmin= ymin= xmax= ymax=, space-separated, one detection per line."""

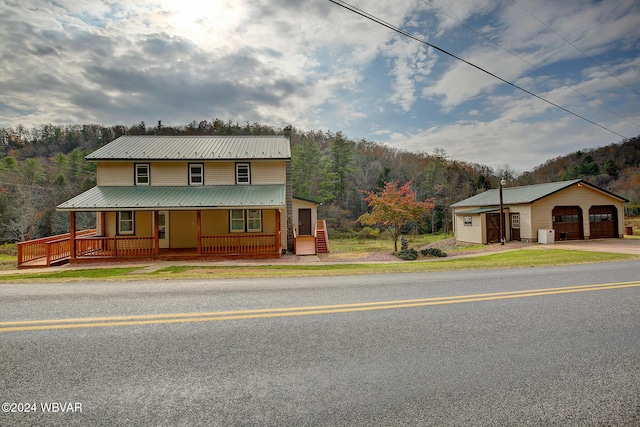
xmin=358 ymin=180 xmax=435 ymax=252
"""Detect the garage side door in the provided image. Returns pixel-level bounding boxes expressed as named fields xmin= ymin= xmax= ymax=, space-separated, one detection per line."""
xmin=552 ymin=206 xmax=583 ymax=240
xmin=589 ymin=205 xmax=618 ymax=239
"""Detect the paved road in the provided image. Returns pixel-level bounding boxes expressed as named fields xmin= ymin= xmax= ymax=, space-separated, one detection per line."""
xmin=1 ymin=262 xmax=639 ymax=426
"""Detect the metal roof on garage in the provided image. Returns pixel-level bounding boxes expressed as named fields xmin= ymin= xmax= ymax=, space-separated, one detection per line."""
xmin=86 ymin=135 xmax=291 ymax=161
xmin=454 ymin=207 xmax=504 ymax=214
xmin=57 ymin=185 xmax=286 ymax=211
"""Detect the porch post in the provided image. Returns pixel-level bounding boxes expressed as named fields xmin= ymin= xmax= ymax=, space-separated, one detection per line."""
xmin=196 ymin=210 xmax=202 ymax=255
xmin=276 ymin=209 xmax=282 ymax=254
xmin=154 ymin=210 xmax=160 ymax=256
xmin=70 ymin=211 xmax=76 ymax=260
xmin=100 ymin=211 xmax=106 ymax=235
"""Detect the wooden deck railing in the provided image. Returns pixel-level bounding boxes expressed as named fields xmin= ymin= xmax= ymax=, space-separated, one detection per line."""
xmin=19 ymin=231 xmax=281 ymax=267
xmin=76 ymin=236 xmax=156 ymax=258
xmin=18 ymin=229 xmax=96 ymax=267
xmin=201 ymin=234 xmax=279 ymax=255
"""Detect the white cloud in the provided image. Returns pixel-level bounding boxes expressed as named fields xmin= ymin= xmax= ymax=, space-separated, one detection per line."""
xmin=0 ymin=0 xmax=638 ymax=172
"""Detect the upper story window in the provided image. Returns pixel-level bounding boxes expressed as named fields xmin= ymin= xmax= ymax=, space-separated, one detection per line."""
xmin=236 ymin=163 xmax=250 ymax=184
xmin=189 ymin=163 xmax=204 ymax=185
xmin=135 ymin=164 xmax=150 ymax=185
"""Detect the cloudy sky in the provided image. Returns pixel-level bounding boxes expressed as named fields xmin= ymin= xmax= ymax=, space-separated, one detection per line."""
xmin=1 ymin=0 xmax=639 ymax=172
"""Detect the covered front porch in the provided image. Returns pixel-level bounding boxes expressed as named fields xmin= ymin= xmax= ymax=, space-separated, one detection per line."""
xmin=18 ymin=209 xmax=283 ymax=268
xmin=74 ymin=207 xmax=283 ymax=262
xmin=21 ymin=184 xmax=288 ymax=268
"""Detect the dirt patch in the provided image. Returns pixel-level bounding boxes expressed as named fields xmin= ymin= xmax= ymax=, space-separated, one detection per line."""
xmin=418 ymin=238 xmax=529 ymax=256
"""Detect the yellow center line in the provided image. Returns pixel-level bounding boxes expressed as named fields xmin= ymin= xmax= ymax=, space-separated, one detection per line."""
xmin=1 ymin=281 xmax=639 ymax=333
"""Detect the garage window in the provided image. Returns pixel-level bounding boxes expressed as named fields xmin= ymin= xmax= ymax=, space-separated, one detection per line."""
xmin=589 ymin=213 xmax=613 ymax=222
xmin=553 ymin=214 xmax=579 ymax=223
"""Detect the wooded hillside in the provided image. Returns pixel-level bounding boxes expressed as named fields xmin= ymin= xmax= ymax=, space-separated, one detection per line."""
xmin=1 ymin=120 xmax=638 ymax=243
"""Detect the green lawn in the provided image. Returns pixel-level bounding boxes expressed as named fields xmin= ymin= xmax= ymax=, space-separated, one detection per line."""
xmin=0 ymin=248 xmax=634 ymax=282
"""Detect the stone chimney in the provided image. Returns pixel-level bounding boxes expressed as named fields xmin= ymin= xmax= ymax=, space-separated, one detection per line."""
xmin=283 ymin=124 xmax=292 ymax=140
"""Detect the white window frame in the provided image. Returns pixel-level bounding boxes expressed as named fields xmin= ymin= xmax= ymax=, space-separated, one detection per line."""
xmin=247 ymin=209 xmax=262 ymax=232
xmin=230 ymin=210 xmax=245 ymax=233
xmin=135 ymin=163 xmax=150 ymax=186
xmin=463 ymin=216 xmax=472 ymax=226
xmin=189 ymin=163 xmax=204 ymax=186
xmin=118 ymin=211 xmax=134 ymax=235
xmin=511 ymin=213 xmax=520 ymax=229
xmin=236 ymin=163 xmax=250 ymax=184
xmin=230 ymin=209 xmax=262 ymax=232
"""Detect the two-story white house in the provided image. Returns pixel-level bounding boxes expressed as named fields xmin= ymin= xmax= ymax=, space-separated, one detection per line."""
xmin=49 ymin=134 xmax=328 ymax=264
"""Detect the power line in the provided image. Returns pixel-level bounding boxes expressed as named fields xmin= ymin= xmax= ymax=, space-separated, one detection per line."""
xmin=0 ymin=181 xmax=57 ymax=191
xmin=418 ymin=0 xmax=640 ymax=129
xmin=327 ymin=0 xmax=630 ymax=140
xmin=510 ymin=0 xmax=640 ymax=97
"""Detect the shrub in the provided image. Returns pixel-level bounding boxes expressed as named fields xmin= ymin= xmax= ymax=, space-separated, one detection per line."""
xmin=420 ymin=247 xmax=447 ymax=258
xmin=395 ymin=248 xmax=418 ymax=260
xmin=0 ymin=243 xmax=17 ymax=256
xmin=358 ymin=227 xmax=380 ymax=240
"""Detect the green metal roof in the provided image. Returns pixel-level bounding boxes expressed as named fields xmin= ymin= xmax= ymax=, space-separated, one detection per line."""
xmin=451 ymin=179 xmax=628 ymax=208
xmin=86 ymin=135 xmax=291 ymax=161
xmin=57 ymin=185 xmax=286 ymax=211
xmin=454 ymin=207 xmax=502 ymax=214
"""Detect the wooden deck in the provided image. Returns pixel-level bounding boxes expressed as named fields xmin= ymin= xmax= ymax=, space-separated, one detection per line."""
xmin=295 ymin=236 xmax=317 ymax=255
xmin=18 ymin=232 xmax=282 ymax=268
xmin=293 ymin=220 xmax=330 ymax=255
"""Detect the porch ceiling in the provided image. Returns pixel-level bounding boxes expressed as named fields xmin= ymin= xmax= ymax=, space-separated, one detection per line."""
xmin=57 ymin=185 xmax=286 ymax=211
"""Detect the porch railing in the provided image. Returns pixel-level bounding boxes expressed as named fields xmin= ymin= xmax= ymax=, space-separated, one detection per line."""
xmin=19 ymin=231 xmax=280 ymax=267
xmin=75 ymin=236 xmax=156 ymax=258
xmin=201 ymin=234 xmax=279 ymax=255
xmin=17 ymin=229 xmax=96 ymax=267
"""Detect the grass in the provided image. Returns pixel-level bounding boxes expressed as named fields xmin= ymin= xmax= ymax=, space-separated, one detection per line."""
xmin=330 ymin=233 xmax=449 ymax=254
xmin=145 ymin=249 xmax=634 ymax=279
xmin=0 ymin=248 xmax=633 ymax=282
xmin=0 ymin=267 xmax=140 ymax=282
xmin=1 ymin=230 xmax=637 ymax=282
xmin=625 ymin=217 xmax=640 ymax=238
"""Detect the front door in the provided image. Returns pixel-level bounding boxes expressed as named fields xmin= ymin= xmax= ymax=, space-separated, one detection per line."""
xmin=158 ymin=211 xmax=169 ymax=248
xmin=510 ymin=213 xmax=521 ymax=241
xmin=299 ymin=209 xmax=312 ymax=236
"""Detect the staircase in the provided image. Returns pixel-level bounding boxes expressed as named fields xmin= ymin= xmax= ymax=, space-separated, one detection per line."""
xmin=315 ymin=220 xmax=330 ymax=254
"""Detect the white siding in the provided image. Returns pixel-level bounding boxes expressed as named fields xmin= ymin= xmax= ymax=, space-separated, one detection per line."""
xmin=454 ymin=211 xmax=484 ymax=244
xmin=205 ymin=162 xmax=235 ymax=185
xmin=150 ymin=162 xmax=188 ymax=186
xmin=97 ymin=160 xmax=287 ymax=186
xmin=292 ymin=198 xmax=318 ymax=236
xmin=252 ymin=161 xmax=286 ymax=184
xmin=97 ymin=162 xmax=133 ymax=186
xmin=513 ymin=206 xmax=533 ymax=241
